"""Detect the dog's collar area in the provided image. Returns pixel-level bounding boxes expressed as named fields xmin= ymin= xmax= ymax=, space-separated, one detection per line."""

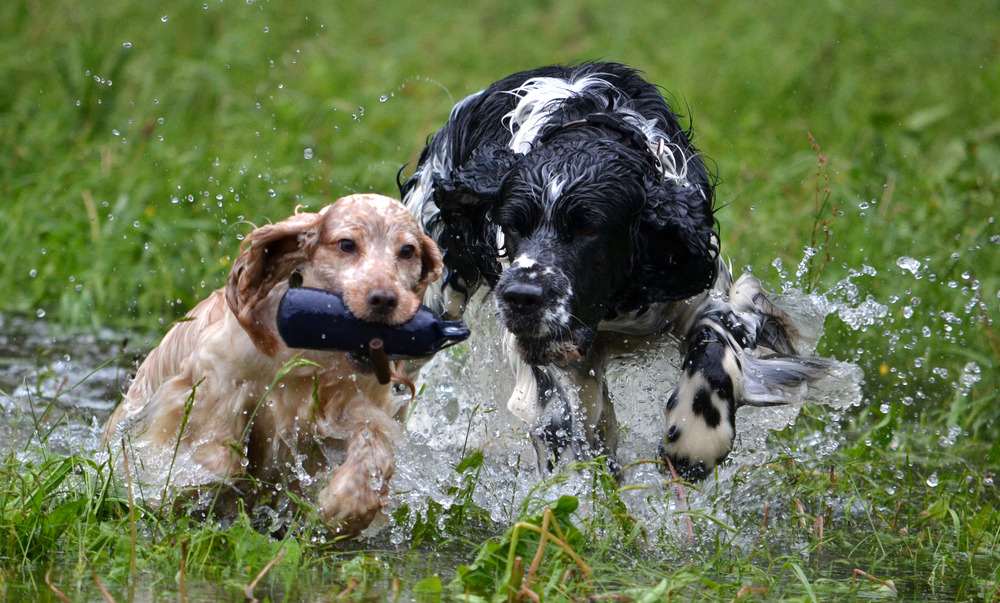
xmin=537 ymin=113 xmax=650 ymax=156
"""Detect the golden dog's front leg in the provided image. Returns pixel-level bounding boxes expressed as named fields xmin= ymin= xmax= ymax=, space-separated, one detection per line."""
xmin=317 ymin=427 xmax=394 ymax=537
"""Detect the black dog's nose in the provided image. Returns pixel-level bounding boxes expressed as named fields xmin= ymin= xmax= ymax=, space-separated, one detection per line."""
xmin=366 ymin=289 xmax=398 ymax=315
xmin=501 ymin=283 xmax=545 ymax=311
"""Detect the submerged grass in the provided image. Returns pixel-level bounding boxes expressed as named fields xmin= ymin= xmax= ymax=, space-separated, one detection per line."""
xmin=2 ymin=0 xmax=1000 ymax=601
xmin=3 ymin=405 xmax=998 ymax=601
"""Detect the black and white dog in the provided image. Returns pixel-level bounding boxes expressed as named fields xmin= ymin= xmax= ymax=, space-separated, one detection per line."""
xmin=401 ymin=62 xmax=835 ymax=479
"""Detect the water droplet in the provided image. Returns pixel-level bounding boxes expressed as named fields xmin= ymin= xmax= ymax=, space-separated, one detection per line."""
xmin=896 ymin=256 xmax=922 ymax=276
xmin=123 ymin=42 xmax=132 ymax=49
xmin=268 ymin=189 xmax=276 ymax=197
xmin=133 ymin=221 xmax=141 ymax=228
xmin=303 ymin=148 xmax=314 ymax=159
xmin=29 ymin=269 xmax=37 ymax=278
xmin=380 ymin=94 xmax=389 ymax=102
xmin=959 ymin=362 xmax=981 ymax=389
xmin=161 ymin=14 xmax=168 ymax=22
xmin=36 ymin=309 xmax=46 ymax=318
xmin=926 ymin=473 xmax=939 ymax=488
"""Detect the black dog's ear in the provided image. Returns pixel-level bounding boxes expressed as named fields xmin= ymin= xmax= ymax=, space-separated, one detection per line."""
xmin=626 ymin=180 xmax=719 ymax=306
xmin=433 ymin=144 xmax=519 ymax=208
xmin=431 ymin=144 xmax=520 ymax=292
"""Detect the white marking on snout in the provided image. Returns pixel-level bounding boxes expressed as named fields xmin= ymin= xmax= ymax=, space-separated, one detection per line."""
xmin=541 ymin=281 xmax=573 ymax=330
xmin=513 ymin=255 xmax=537 ymax=269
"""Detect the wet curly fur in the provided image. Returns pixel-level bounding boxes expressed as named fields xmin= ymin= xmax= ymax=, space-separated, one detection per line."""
xmin=402 ymin=62 xmax=838 ymax=479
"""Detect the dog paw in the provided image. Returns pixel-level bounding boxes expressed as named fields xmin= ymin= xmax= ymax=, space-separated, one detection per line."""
xmin=317 ymin=429 xmax=393 ymax=537
xmin=318 ymin=472 xmax=385 ymax=537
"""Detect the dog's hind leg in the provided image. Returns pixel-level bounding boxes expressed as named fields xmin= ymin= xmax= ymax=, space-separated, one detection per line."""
xmin=727 ymin=274 xmax=841 ymax=406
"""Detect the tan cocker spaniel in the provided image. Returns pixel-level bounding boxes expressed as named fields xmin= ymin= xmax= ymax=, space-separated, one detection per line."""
xmin=102 ymin=193 xmax=443 ymax=536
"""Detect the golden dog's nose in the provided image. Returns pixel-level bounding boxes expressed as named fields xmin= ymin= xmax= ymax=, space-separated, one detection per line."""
xmin=366 ymin=288 xmax=399 ymax=316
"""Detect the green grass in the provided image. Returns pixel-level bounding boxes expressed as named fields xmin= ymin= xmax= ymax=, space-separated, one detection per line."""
xmin=2 ymin=0 xmax=999 ymax=600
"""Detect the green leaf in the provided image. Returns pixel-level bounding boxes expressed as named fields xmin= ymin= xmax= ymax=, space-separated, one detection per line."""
xmin=456 ymin=449 xmax=484 ymax=474
xmin=413 ymin=576 xmax=443 ymax=602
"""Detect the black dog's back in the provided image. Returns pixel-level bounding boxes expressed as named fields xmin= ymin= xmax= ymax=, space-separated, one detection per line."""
xmin=407 ymin=63 xmax=703 ymax=177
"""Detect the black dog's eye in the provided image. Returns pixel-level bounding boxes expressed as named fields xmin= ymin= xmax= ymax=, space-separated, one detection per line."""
xmin=288 ymin=269 xmax=303 ymax=288
xmin=569 ymin=217 xmax=599 ymax=239
xmin=338 ymin=239 xmax=357 ymax=253
xmin=505 ymin=221 xmax=526 ymax=241
xmin=399 ymin=244 xmax=416 ymax=259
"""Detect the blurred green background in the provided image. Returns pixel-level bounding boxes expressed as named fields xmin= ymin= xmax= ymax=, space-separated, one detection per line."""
xmin=3 ymin=0 xmax=997 ymax=331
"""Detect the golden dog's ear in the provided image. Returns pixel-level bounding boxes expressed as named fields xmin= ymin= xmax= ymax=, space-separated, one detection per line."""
xmin=226 ymin=213 xmax=319 ymax=354
xmin=417 ymin=231 xmax=444 ymax=292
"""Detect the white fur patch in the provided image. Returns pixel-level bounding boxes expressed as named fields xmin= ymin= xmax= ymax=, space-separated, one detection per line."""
xmin=503 ymin=75 xmax=614 ymax=153
xmin=513 ymin=255 xmax=537 ymax=269
xmin=504 ymin=329 xmax=541 ymax=423
xmin=547 ymin=175 xmax=567 ymax=201
xmin=499 ymin=74 xmax=699 ymax=193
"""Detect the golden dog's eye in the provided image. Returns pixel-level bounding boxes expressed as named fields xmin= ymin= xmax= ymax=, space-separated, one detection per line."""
xmin=399 ymin=244 xmax=416 ymax=259
xmin=339 ymin=239 xmax=357 ymax=253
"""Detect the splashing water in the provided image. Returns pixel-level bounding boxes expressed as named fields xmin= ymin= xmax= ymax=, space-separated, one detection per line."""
xmin=6 ymin=240 xmax=990 ymax=545
xmin=386 ymin=263 xmax=865 ymax=542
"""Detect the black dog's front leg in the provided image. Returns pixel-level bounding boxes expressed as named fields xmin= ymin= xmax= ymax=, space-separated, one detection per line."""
xmin=660 ymin=316 xmax=747 ymax=480
xmin=531 ymin=365 xmax=582 ymax=472
xmin=661 ymin=269 xmax=839 ymax=479
xmin=518 ymin=354 xmax=619 ymax=475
